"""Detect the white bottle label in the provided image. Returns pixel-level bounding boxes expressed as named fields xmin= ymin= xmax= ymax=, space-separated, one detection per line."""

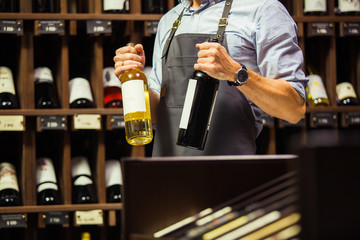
xmin=103 ymin=0 xmax=126 ymax=11
xmin=103 ymin=67 xmax=122 ymax=88
xmin=304 ymin=0 xmax=327 ymax=12
xmin=122 ymin=80 xmax=146 ymax=116
xmin=336 ymin=82 xmax=358 ymax=100
xmin=0 ymin=66 xmax=16 ymax=94
xmin=179 ymin=79 xmax=197 ymax=129
xmin=69 ymin=77 xmax=94 ymax=103
xmin=0 ymin=162 xmax=19 ymax=192
xmin=307 ymin=74 xmax=329 ymax=99
xmin=105 ymin=160 xmax=122 ymax=187
xmin=34 ymin=67 xmax=54 ymax=84
xmin=71 ymin=156 xmax=94 ymax=186
xmin=36 ymin=157 xmax=58 ymax=192
xmin=338 ymin=0 xmax=360 ymax=12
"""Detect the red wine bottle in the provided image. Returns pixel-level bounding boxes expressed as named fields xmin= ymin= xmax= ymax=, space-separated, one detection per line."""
xmin=103 ymin=0 xmax=129 ymax=13
xmin=32 ymin=0 xmax=58 ymax=13
xmin=36 ymin=157 xmax=61 ymax=205
xmin=0 ymin=162 xmax=22 ymax=206
xmin=103 ymin=67 xmax=122 ymax=108
xmin=0 ymin=0 xmax=19 ymax=12
xmin=105 ymin=159 xmax=122 ymax=203
xmin=34 ymin=67 xmax=60 ymax=109
xmin=0 ymin=66 xmax=19 ymax=109
xmin=69 ymin=77 xmax=95 ymax=108
xmin=71 ymin=156 xmax=97 ymax=204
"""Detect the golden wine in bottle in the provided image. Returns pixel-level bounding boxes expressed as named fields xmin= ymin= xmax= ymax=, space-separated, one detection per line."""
xmin=306 ymin=66 xmax=330 ymax=107
xmin=120 ymin=44 xmax=153 ymax=146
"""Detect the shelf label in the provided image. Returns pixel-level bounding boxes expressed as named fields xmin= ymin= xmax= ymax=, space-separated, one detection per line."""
xmin=342 ymin=22 xmax=360 ymax=36
xmin=86 ymin=20 xmax=112 ymax=34
xmin=110 ymin=115 xmax=125 ymax=129
xmin=344 ymin=112 xmax=360 ymax=126
xmin=311 ymin=23 xmax=333 ymax=36
xmin=37 ymin=20 xmax=65 ymax=34
xmin=0 ymin=20 xmax=23 ymax=34
xmin=145 ymin=21 xmax=159 ymax=35
xmin=0 ymin=214 xmax=26 ymax=228
xmin=0 ymin=115 xmax=25 ymax=131
xmin=75 ymin=210 xmax=103 ymax=225
xmin=311 ymin=112 xmax=337 ymax=127
xmin=73 ymin=114 xmax=102 ymax=130
xmin=39 ymin=115 xmax=67 ymax=130
xmin=42 ymin=212 xmax=69 ymax=225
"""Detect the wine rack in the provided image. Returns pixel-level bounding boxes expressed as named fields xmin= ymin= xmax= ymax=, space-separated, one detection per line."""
xmin=0 ymin=0 xmax=359 ymax=239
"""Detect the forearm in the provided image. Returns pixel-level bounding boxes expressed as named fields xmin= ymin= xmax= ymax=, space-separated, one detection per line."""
xmin=149 ymin=88 xmax=160 ymax=125
xmin=238 ymin=69 xmax=306 ymax=124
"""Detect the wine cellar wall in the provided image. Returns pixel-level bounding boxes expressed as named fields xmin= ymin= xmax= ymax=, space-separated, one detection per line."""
xmin=0 ymin=0 xmax=359 ymax=240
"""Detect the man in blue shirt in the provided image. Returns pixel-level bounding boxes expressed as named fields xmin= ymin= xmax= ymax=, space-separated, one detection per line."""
xmin=114 ymin=0 xmax=307 ymax=156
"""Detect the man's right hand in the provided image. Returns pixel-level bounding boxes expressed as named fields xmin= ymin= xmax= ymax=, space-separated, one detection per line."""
xmin=113 ymin=44 xmax=146 ymax=80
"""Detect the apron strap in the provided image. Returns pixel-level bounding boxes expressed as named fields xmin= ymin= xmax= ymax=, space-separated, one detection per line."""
xmin=161 ymin=0 xmax=233 ymax=59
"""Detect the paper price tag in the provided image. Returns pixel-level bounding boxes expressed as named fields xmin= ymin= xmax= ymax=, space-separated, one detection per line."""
xmin=73 ymin=114 xmax=101 ymax=130
xmin=0 ymin=115 xmax=25 ymax=131
xmin=75 ymin=210 xmax=103 ymax=225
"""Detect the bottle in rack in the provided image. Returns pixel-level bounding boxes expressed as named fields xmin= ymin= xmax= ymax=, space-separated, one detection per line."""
xmin=304 ymin=0 xmax=327 ymax=15
xmin=0 ymin=66 xmax=19 ymax=109
xmin=120 ymin=43 xmax=153 ymax=146
xmin=337 ymin=0 xmax=360 ymax=15
xmin=0 ymin=0 xmax=19 ymax=12
xmin=32 ymin=0 xmax=58 ymax=13
xmin=103 ymin=67 xmax=123 ymax=108
xmin=336 ymin=82 xmax=359 ymax=105
xmin=0 ymin=162 xmax=22 ymax=206
xmin=34 ymin=67 xmax=60 ymax=109
xmin=177 ymin=37 xmax=220 ymax=150
xmin=36 ymin=157 xmax=61 ymax=205
xmin=105 ymin=159 xmax=122 ymax=203
xmin=103 ymin=0 xmax=129 ymax=13
xmin=71 ymin=156 xmax=97 ymax=204
xmin=142 ymin=0 xmax=168 ymax=13
xmin=69 ymin=77 xmax=95 ymax=108
xmin=306 ymin=67 xmax=330 ymax=107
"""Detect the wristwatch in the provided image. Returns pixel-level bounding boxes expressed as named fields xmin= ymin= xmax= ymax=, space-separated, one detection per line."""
xmin=228 ymin=63 xmax=248 ymax=86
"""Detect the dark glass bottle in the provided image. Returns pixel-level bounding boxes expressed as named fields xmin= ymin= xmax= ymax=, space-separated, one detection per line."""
xmin=69 ymin=77 xmax=95 ymax=108
xmin=36 ymin=157 xmax=61 ymax=205
xmin=103 ymin=0 xmax=129 ymax=13
xmin=0 ymin=0 xmax=19 ymax=12
xmin=71 ymin=156 xmax=97 ymax=204
xmin=34 ymin=67 xmax=60 ymax=109
xmin=0 ymin=66 xmax=19 ymax=109
xmin=105 ymin=160 xmax=122 ymax=203
xmin=336 ymin=82 xmax=359 ymax=106
xmin=103 ymin=67 xmax=122 ymax=108
xmin=32 ymin=0 xmax=58 ymax=13
xmin=0 ymin=162 xmax=22 ymax=206
xmin=142 ymin=0 xmax=167 ymax=13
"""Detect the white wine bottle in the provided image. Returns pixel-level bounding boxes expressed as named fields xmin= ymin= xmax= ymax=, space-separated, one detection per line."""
xmin=336 ymin=82 xmax=359 ymax=105
xmin=0 ymin=162 xmax=21 ymax=206
xmin=0 ymin=66 xmax=19 ymax=109
xmin=304 ymin=0 xmax=327 ymax=15
xmin=306 ymin=72 xmax=330 ymax=107
xmin=338 ymin=0 xmax=360 ymax=15
xmin=120 ymin=44 xmax=153 ymax=146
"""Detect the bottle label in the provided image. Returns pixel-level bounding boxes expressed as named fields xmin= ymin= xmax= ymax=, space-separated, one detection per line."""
xmin=338 ymin=0 xmax=360 ymax=12
xmin=307 ymin=74 xmax=328 ymax=99
xmin=103 ymin=67 xmax=122 ymax=88
xmin=103 ymin=0 xmax=126 ymax=11
xmin=105 ymin=160 xmax=122 ymax=187
xmin=34 ymin=67 xmax=54 ymax=83
xmin=179 ymin=79 xmax=197 ymax=129
xmin=0 ymin=162 xmax=19 ymax=192
xmin=69 ymin=78 xmax=94 ymax=103
xmin=122 ymin=80 xmax=146 ymax=116
xmin=71 ymin=156 xmax=92 ymax=177
xmin=304 ymin=0 xmax=327 ymax=12
xmin=73 ymin=175 xmax=93 ymax=186
xmin=336 ymin=82 xmax=358 ymax=100
xmin=36 ymin=158 xmax=58 ymax=192
xmin=0 ymin=66 xmax=16 ymax=94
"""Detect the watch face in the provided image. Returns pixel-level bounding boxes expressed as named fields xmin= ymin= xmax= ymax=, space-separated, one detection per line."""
xmin=237 ymin=65 xmax=248 ymax=85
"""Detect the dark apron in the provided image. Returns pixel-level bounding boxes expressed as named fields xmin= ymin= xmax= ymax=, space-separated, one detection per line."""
xmin=152 ymin=2 xmax=256 ymax=157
